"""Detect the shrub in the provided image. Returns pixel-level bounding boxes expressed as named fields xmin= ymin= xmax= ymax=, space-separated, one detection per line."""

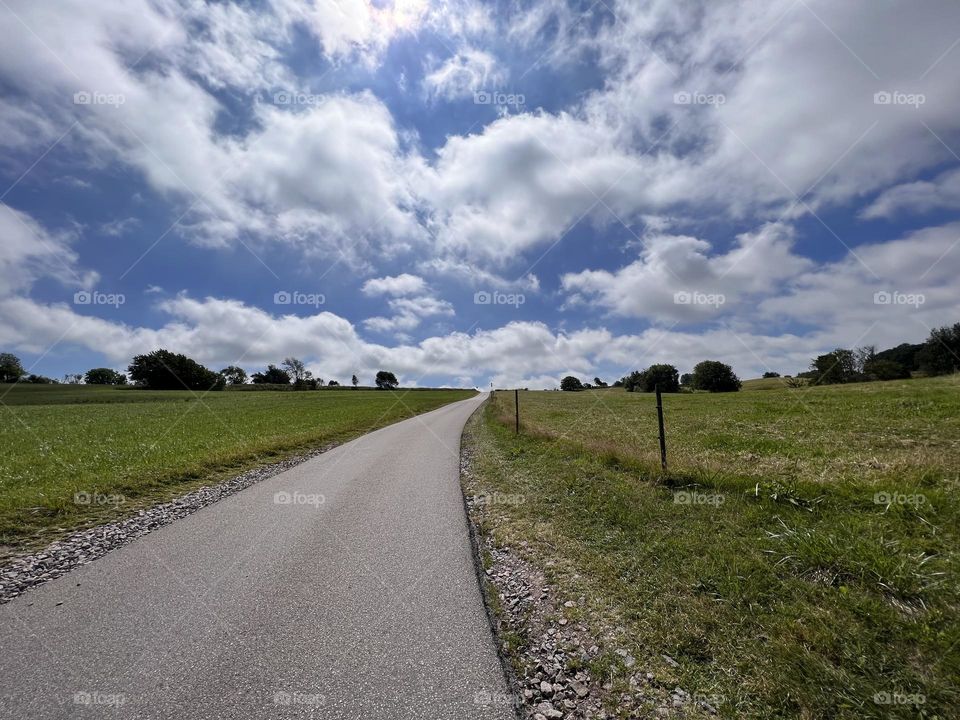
xmin=762 ymin=371 xmax=780 ymax=379
xmin=128 ymin=349 xmax=224 ymax=391
xmin=251 ymin=365 xmax=291 ymax=384
xmin=692 ymin=360 xmax=742 ymax=392
xmin=863 ymin=358 xmax=910 ymax=381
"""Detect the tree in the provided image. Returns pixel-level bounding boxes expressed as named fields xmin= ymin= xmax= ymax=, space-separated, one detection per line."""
xmin=810 ymin=348 xmax=858 ymax=385
xmin=692 ymin=360 xmax=742 ymax=392
xmin=281 ymin=357 xmax=308 ymax=383
xmin=0 ymin=353 xmax=25 ymax=383
xmin=917 ymin=322 xmax=960 ymax=376
xmin=680 ymin=373 xmax=694 ymax=387
xmin=375 ymin=370 xmax=399 ymax=389
xmin=128 ymin=349 xmax=224 ymax=390
xmin=560 ymin=376 xmax=584 ymax=391
xmin=251 ymin=365 xmax=291 ymax=384
xmin=593 ymin=377 xmax=608 ymax=388
xmin=63 ymin=373 xmax=83 ymax=384
xmin=219 ymin=366 xmax=247 ymax=385
xmin=351 ymin=374 xmax=359 ymax=389
xmin=762 ymin=371 xmax=780 ymax=379
xmin=873 ymin=342 xmax=923 ymax=373
xmin=623 ymin=364 xmax=680 ymax=393
xmin=328 ymin=380 xmax=340 ymax=386
xmin=863 ymin=358 xmax=910 ymax=381
xmin=85 ymin=368 xmax=127 ymax=385
xmin=23 ymin=374 xmax=57 ymax=384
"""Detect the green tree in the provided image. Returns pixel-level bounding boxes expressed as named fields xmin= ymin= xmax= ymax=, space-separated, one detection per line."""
xmin=375 ymin=370 xmax=399 ymax=389
xmin=128 ymin=349 xmax=224 ymax=390
xmin=85 ymin=368 xmax=127 ymax=385
xmin=281 ymin=357 xmax=308 ymax=383
xmin=0 ymin=352 xmax=25 ymax=383
xmin=561 ymin=376 xmax=584 ymax=391
xmin=692 ymin=360 xmax=742 ymax=392
xmin=251 ymin=365 xmax=291 ymax=384
xmin=762 ymin=371 xmax=780 ymax=378
xmin=917 ymin=322 xmax=960 ymax=376
xmin=351 ymin=374 xmax=359 ymax=389
xmin=593 ymin=377 xmax=608 ymax=388
xmin=624 ymin=364 xmax=680 ymax=393
xmin=810 ymin=348 xmax=858 ymax=385
xmin=219 ymin=366 xmax=247 ymax=385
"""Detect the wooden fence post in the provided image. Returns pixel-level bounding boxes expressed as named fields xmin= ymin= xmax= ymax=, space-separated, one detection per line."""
xmin=515 ymin=389 xmax=520 ymax=434
xmin=655 ymin=384 xmax=667 ymax=470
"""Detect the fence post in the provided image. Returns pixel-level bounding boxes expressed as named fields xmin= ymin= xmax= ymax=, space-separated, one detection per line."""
xmin=655 ymin=384 xmax=667 ymax=470
xmin=515 ymin=389 xmax=520 ymax=434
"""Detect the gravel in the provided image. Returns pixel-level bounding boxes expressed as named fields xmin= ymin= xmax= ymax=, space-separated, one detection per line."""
xmin=0 ymin=443 xmax=337 ymax=604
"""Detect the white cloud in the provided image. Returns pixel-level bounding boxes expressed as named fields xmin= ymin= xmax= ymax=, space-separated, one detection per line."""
xmin=362 ymin=273 xmax=427 ymax=297
xmin=424 ymin=48 xmax=503 ymax=101
xmin=861 ymin=167 xmax=960 ymax=220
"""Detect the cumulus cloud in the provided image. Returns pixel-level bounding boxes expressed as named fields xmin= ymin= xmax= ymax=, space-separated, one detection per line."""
xmin=362 ymin=274 xmax=427 ymax=297
xmin=361 ymin=275 xmax=453 ymax=335
xmin=424 ymin=48 xmax=503 ymax=101
xmin=861 ymin=167 xmax=960 ymax=220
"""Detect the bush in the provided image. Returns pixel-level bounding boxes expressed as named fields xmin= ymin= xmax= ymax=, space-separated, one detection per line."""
xmin=128 ymin=349 xmax=224 ymax=391
xmin=863 ymin=357 xmax=910 ymax=381
xmin=624 ymin=364 xmax=680 ymax=393
xmin=692 ymin=360 xmax=742 ymax=392
xmin=85 ymin=368 xmax=127 ymax=385
xmin=561 ymin=376 xmax=584 ymax=391
xmin=762 ymin=371 xmax=780 ymax=379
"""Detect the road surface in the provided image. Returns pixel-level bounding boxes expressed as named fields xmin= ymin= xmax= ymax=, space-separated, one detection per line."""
xmin=0 ymin=392 xmax=516 ymax=719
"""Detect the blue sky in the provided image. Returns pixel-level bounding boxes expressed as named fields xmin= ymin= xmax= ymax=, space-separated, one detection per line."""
xmin=1 ymin=0 xmax=959 ymax=387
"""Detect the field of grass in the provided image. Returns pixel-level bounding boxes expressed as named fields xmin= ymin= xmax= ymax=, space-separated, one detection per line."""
xmin=0 ymin=384 xmax=474 ymax=555
xmin=468 ymin=377 xmax=959 ymax=718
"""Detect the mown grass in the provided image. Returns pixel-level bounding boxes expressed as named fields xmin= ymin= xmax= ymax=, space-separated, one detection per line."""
xmin=469 ymin=377 xmax=959 ymax=719
xmin=0 ymin=384 xmax=474 ymax=555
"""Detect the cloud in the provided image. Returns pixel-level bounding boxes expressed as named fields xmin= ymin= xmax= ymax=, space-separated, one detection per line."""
xmin=362 ymin=273 xmax=427 ymax=297
xmin=424 ymin=47 xmax=503 ymax=101
xmin=860 ymin=167 xmax=960 ymax=219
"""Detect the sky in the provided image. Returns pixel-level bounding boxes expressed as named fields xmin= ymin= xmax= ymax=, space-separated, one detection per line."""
xmin=1 ymin=0 xmax=959 ymax=389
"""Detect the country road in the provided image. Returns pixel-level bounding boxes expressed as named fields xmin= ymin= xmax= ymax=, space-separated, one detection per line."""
xmin=0 ymin=392 xmax=516 ymax=719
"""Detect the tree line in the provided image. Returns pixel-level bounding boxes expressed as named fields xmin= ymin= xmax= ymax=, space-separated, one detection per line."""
xmin=0 ymin=349 xmax=400 ymax=391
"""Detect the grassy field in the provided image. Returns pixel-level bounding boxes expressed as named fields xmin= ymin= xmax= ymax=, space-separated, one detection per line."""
xmin=0 ymin=384 xmax=474 ymax=555
xmin=468 ymin=377 xmax=959 ymax=719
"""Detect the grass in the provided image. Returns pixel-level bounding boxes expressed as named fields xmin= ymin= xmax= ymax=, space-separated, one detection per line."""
xmin=466 ymin=377 xmax=959 ymax=719
xmin=0 ymin=384 xmax=474 ymax=555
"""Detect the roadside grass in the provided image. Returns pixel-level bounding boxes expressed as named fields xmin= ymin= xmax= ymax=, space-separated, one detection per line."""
xmin=0 ymin=385 xmax=474 ymax=556
xmin=468 ymin=378 xmax=959 ymax=718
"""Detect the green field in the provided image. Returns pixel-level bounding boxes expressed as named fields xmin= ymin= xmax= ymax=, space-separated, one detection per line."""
xmin=468 ymin=377 xmax=959 ymax=719
xmin=0 ymin=384 xmax=474 ymax=555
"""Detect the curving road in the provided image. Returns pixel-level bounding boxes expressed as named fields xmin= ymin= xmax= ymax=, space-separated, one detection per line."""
xmin=0 ymin=392 xmax=515 ymax=719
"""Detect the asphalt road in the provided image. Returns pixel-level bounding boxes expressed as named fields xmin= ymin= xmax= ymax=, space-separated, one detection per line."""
xmin=0 ymin=392 xmax=516 ymax=719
